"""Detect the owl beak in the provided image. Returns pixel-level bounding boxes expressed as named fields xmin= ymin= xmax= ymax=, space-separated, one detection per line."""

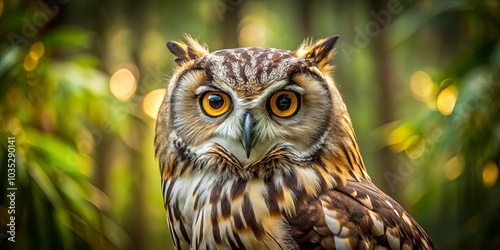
xmin=242 ymin=113 xmax=254 ymax=158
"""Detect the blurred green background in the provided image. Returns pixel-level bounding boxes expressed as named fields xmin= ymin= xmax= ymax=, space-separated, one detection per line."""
xmin=0 ymin=0 xmax=499 ymax=249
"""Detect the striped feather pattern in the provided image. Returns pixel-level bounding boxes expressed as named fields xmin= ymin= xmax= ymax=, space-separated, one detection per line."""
xmin=155 ymin=36 xmax=436 ymax=250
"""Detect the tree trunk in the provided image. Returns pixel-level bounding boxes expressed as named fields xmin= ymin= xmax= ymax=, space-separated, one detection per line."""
xmin=367 ymin=0 xmax=399 ymax=198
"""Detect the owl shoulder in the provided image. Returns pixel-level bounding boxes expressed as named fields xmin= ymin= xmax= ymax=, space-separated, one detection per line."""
xmin=288 ymin=179 xmax=436 ymax=250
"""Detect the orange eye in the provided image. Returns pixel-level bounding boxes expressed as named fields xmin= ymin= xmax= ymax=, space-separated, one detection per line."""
xmin=268 ymin=91 xmax=301 ymax=118
xmin=200 ymin=91 xmax=231 ymax=117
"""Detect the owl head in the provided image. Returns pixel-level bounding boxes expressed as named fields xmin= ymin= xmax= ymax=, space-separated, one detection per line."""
xmin=155 ymin=35 xmax=357 ymax=179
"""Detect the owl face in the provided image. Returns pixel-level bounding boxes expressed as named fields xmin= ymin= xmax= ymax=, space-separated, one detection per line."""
xmin=157 ymin=36 xmax=342 ymax=176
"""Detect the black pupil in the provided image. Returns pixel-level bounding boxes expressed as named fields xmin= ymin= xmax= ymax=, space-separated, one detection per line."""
xmin=276 ymin=94 xmax=292 ymax=111
xmin=208 ymin=94 xmax=224 ymax=109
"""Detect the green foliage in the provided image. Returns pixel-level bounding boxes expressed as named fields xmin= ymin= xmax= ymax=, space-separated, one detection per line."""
xmin=385 ymin=1 xmax=500 ymax=248
xmin=0 ymin=9 xmax=131 ymax=249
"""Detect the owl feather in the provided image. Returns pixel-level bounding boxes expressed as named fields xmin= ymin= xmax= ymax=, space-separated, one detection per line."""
xmin=155 ymin=35 xmax=436 ymax=250
xmin=294 ymin=35 xmax=338 ymax=75
xmin=167 ymin=34 xmax=209 ymax=66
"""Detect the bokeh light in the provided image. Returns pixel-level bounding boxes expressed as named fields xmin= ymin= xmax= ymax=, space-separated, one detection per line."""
xmin=410 ymin=70 xmax=434 ymax=99
xmin=109 ymin=68 xmax=137 ymax=100
xmin=387 ymin=124 xmax=412 ymax=152
xmin=404 ymin=135 xmax=425 ymax=159
xmin=239 ymin=17 xmax=267 ymax=47
xmin=30 ymin=41 xmax=45 ymax=60
xmin=436 ymin=86 xmax=457 ymax=116
xmin=444 ymin=156 xmax=464 ymax=181
xmin=482 ymin=161 xmax=498 ymax=188
xmin=23 ymin=41 xmax=45 ymax=71
xmin=7 ymin=117 xmax=21 ymax=135
xmin=143 ymin=88 xmax=166 ymax=120
xmin=23 ymin=54 xmax=37 ymax=71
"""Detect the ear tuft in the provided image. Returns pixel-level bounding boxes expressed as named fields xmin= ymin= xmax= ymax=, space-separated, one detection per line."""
xmin=166 ymin=34 xmax=209 ymax=66
xmin=295 ymin=35 xmax=339 ymax=72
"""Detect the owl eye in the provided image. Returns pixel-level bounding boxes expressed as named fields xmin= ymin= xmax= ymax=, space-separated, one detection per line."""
xmin=200 ymin=91 xmax=231 ymax=117
xmin=268 ymin=91 xmax=301 ymax=118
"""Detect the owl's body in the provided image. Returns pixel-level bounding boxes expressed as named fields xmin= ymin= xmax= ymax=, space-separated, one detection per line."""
xmin=155 ymin=36 xmax=436 ymax=250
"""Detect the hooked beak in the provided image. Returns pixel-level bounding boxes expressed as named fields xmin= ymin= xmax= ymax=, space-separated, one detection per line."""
xmin=242 ymin=113 xmax=254 ymax=158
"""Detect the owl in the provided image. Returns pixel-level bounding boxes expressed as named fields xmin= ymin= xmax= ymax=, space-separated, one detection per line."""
xmin=155 ymin=35 xmax=436 ymax=250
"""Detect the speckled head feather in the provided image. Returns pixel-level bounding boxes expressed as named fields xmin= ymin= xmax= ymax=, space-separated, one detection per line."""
xmin=155 ymin=35 xmax=436 ymax=250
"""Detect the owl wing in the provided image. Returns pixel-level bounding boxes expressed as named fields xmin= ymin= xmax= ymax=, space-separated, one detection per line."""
xmin=289 ymin=179 xmax=436 ymax=249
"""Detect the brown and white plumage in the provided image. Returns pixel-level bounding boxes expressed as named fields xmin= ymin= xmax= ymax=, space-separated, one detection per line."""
xmin=155 ymin=35 xmax=436 ymax=250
